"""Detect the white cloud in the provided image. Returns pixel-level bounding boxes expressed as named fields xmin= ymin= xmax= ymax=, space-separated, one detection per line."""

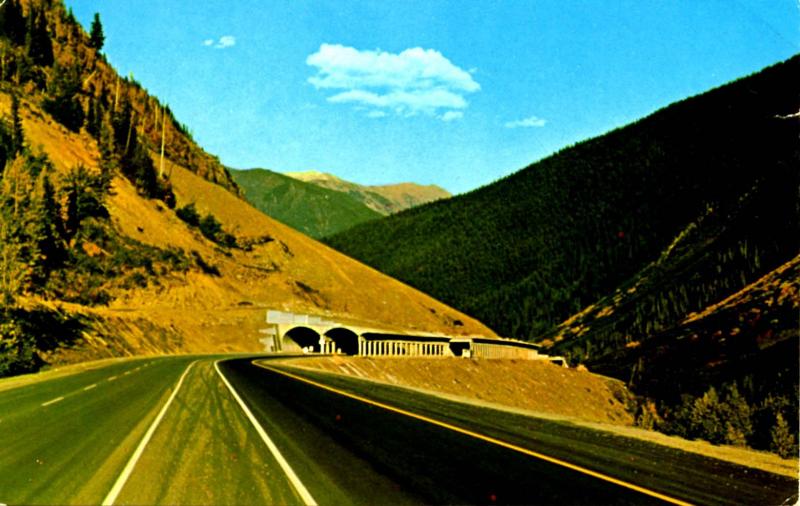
xmin=367 ymin=110 xmax=387 ymax=118
xmin=204 ymin=35 xmax=236 ymax=49
xmin=440 ymin=111 xmax=463 ymax=122
xmin=306 ymin=43 xmax=479 ymax=120
xmin=216 ymin=35 xmax=236 ymax=48
xmin=504 ymin=115 xmax=547 ymax=128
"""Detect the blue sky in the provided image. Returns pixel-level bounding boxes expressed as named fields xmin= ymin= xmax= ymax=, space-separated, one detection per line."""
xmin=65 ymin=1 xmax=798 ymax=194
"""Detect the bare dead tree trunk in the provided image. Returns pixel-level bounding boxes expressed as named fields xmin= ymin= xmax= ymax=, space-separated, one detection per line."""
xmin=113 ymin=76 xmax=120 ymax=112
xmin=159 ymin=114 xmax=167 ymax=178
xmin=125 ymin=111 xmax=135 ymax=153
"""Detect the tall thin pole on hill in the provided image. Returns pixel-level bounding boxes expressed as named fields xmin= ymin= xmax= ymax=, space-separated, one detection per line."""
xmin=124 ymin=111 xmax=135 ymax=153
xmin=113 ymin=76 xmax=119 ymax=112
xmin=159 ymin=114 xmax=166 ymax=178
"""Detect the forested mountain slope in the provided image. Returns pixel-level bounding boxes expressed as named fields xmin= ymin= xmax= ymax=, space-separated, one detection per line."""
xmin=230 ymin=168 xmax=381 ymax=238
xmin=325 ymin=56 xmax=798 ymax=342
xmin=325 ymin=56 xmax=799 ymax=456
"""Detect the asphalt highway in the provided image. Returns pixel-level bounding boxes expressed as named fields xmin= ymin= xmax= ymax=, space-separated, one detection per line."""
xmin=231 ymin=358 xmax=799 ymax=506
xmin=0 ymin=355 xmax=795 ymax=505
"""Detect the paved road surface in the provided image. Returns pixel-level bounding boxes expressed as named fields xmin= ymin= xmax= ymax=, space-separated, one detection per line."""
xmin=0 ymin=355 xmax=795 ymax=505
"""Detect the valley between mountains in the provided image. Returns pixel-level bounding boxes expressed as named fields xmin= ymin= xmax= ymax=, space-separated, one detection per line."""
xmin=0 ymin=1 xmax=797 ymax=504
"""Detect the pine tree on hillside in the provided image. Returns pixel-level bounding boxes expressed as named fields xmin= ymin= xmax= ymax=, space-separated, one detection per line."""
xmin=25 ymin=6 xmax=52 ymax=67
xmin=27 ymin=168 xmax=64 ymax=286
xmin=0 ymin=216 xmax=25 ymax=306
xmin=89 ymin=13 xmax=104 ymax=50
xmin=0 ymin=0 xmax=26 ymax=46
xmin=770 ymin=413 xmax=797 ymax=459
xmin=10 ymin=92 xmax=22 ymax=155
xmin=61 ymin=164 xmax=110 ymax=237
xmin=43 ymin=63 xmax=84 ymax=132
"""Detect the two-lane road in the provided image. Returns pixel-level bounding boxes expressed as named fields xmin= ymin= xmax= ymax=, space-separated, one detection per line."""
xmin=0 ymin=355 xmax=795 ymax=505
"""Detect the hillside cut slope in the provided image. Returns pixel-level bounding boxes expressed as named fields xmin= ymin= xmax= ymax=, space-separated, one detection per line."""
xmin=286 ymin=170 xmax=451 ymax=215
xmin=229 ymin=168 xmax=381 ymax=238
xmin=0 ymin=0 xmax=494 ymax=375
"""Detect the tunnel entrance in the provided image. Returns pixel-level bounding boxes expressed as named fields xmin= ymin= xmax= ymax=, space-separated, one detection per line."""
xmin=283 ymin=326 xmax=321 ymax=353
xmin=449 ymin=340 xmax=471 ymax=358
xmin=325 ymin=328 xmax=359 ymax=355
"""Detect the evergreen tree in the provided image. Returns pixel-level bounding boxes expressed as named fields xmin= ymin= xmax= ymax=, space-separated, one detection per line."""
xmin=689 ymin=387 xmax=726 ymax=444
xmin=721 ymin=384 xmax=753 ymax=446
xmin=0 ymin=216 xmax=25 ymax=306
xmin=61 ymin=165 xmax=110 ymax=237
xmin=25 ymin=6 xmax=52 ymax=67
xmin=0 ymin=0 xmax=26 ymax=46
xmin=89 ymin=12 xmax=104 ymax=50
xmin=0 ymin=156 xmax=28 ymax=305
xmin=0 ymin=121 xmax=12 ymax=173
xmin=770 ymin=413 xmax=797 ymax=459
xmin=27 ymin=168 xmax=64 ymax=286
xmin=85 ymin=99 xmax=103 ymax=138
xmin=97 ymin=111 xmax=118 ymax=175
xmin=10 ymin=92 xmax=22 ymax=155
xmin=42 ymin=63 xmax=84 ymax=132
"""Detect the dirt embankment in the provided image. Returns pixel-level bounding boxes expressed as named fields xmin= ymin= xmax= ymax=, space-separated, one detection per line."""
xmin=280 ymin=356 xmax=635 ymax=426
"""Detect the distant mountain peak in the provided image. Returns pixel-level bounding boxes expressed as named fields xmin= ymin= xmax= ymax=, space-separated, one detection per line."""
xmin=285 ymin=170 xmax=342 ymax=183
xmin=284 ymin=170 xmax=451 ymax=215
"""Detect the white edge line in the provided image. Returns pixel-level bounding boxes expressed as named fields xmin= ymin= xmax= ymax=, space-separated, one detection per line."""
xmin=41 ymin=396 xmax=64 ymax=407
xmin=102 ymin=361 xmax=197 ymax=506
xmin=214 ymin=360 xmax=318 ymax=506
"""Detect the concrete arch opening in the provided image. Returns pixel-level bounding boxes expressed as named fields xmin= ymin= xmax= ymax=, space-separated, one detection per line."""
xmin=283 ymin=326 xmax=321 ymax=353
xmin=449 ymin=340 xmax=471 ymax=357
xmin=325 ymin=328 xmax=359 ymax=355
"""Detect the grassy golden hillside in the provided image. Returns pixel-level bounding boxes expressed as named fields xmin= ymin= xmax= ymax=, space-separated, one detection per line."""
xmin=0 ymin=87 xmax=494 ymax=365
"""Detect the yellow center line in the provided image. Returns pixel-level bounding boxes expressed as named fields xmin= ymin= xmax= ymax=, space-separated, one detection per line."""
xmin=256 ymin=362 xmax=694 ymax=506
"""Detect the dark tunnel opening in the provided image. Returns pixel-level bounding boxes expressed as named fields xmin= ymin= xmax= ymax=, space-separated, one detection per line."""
xmin=325 ymin=328 xmax=359 ymax=355
xmin=283 ymin=327 xmax=322 ymax=352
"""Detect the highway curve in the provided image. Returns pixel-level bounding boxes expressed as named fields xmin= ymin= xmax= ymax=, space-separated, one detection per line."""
xmin=222 ymin=357 xmax=798 ymax=506
xmin=0 ymin=355 xmax=795 ymax=505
